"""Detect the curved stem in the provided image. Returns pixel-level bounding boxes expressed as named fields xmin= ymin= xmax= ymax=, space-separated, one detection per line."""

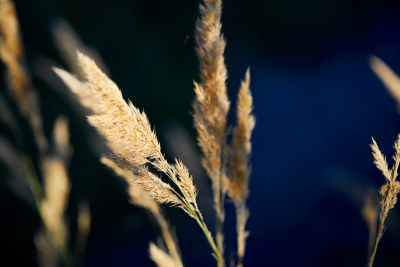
xmin=156 ymin=157 xmax=223 ymax=263
xmin=368 ymin=222 xmax=384 ymax=267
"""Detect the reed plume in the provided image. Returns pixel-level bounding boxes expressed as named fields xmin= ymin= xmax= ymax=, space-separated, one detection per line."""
xmin=0 ymin=3 xmax=79 ymax=264
xmin=370 ymin=56 xmax=400 ymax=110
xmin=54 ymin=51 xmax=221 ymax=261
xmin=35 ymin=117 xmax=72 ymax=267
xmin=101 ymin=157 xmax=183 ymax=267
xmin=193 ymin=0 xmax=230 ymax=264
xmin=51 ymin=23 xmax=181 ymax=265
xmin=0 ymin=0 xmax=47 ymax=155
xmin=228 ymin=69 xmax=255 ymax=267
xmin=149 ymin=243 xmax=183 ymax=267
xmin=193 ymin=0 xmax=255 ymax=266
xmin=368 ymin=135 xmax=400 ymax=266
xmin=0 ymin=0 xmax=26 ymax=98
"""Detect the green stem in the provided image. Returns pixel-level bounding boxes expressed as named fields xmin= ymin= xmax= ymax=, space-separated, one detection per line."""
xmin=157 ymin=157 xmax=222 ymax=262
xmin=192 ymin=210 xmax=221 ymax=260
xmin=368 ymin=222 xmax=384 ymax=267
xmin=368 ymin=241 xmax=378 ymax=267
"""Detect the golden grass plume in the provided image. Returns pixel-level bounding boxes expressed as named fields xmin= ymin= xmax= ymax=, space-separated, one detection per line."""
xmin=228 ymin=69 xmax=255 ymax=202
xmin=55 ymin=51 xmax=220 ymax=261
xmin=149 ymin=242 xmax=183 ymax=267
xmin=193 ymin=1 xmax=255 ymax=266
xmin=101 ymin=157 xmax=183 ymax=266
xmin=0 ymin=0 xmax=47 ymax=154
xmin=370 ymin=56 xmax=400 ymax=110
xmin=368 ymin=135 xmax=400 ymax=266
xmin=36 ymin=117 xmax=72 ymax=267
xmin=193 ymin=1 xmax=230 ymax=264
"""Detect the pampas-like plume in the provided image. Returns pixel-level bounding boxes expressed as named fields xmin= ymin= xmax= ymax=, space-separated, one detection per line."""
xmin=54 ymin=51 xmax=221 ymax=261
xmin=194 ymin=1 xmax=255 ymax=266
xmin=37 ymin=116 xmax=72 ymax=267
xmin=194 ymin=1 xmax=230 ymax=264
xmin=194 ymin=0 xmax=229 ymax=201
xmin=101 ymin=157 xmax=183 ymax=267
xmin=229 ymin=69 xmax=255 ymax=202
xmin=53 ymin=53 xmax=196 ymax=209
xmin=368 ymin=135 xmax=400 ymax=266
xmin=0 ymin=0 xmax=25 ymax=97
xmin=0 ymin=0 xmax=48 ymax=155
xmin=101 ymin=157 xmax=179 ymax=212
xmin=149 ymin=243 xmax=183 ymax=267
xmin=370 ymin=56 xmax=400 ymax=111
xmin=228 ymin=69 xmax=255 ymax=267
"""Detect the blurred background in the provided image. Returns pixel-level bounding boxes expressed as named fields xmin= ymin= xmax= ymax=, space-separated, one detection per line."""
xmin=2 ymin=0 xmax=400 ymax=266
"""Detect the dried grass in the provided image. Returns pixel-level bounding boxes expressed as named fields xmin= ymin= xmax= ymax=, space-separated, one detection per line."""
xmin=370 ymin=56 xmax=400 ymax=110
xmin=193 ymin=1 xmax=255 ymax=266
xmin=55 ymin=51 xmax=220 ymax=262
xmin=369 ymin=56 xmax=400 ymax=266
xmin=149 ymin=243 xmax=183 ymax=267
xmin=193 ymin=1 xmax=230 ymax=260
xmin=0 ymin=0 xmax=47 ymax=155
xmin=368 ymin=136 xmax=400 ymax=266
xmin=34 ymin=117 xmax=73 ymax=267
xmin=0 ymin=0 xmax=256 ymax=265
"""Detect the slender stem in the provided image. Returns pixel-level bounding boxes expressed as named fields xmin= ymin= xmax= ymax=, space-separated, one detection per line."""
xmin=157 ymin=157 xmax=223 ymax=263
xmin=192 ymin=210 xmax=221 ymax=260
xmin=368 ymin=241 xmax=378 ymax=267
xmin=215 ymin=162 xmax=225 ymax=267
xmin=185 ymin=197 xmax=220 ymax=259
xmin=368 ymin=221 xmax=384 ymax=267
xmin=216 ymin=212 xmax=223 ymax=267
xmin=235 ymin=201 xmax=248 ymax=267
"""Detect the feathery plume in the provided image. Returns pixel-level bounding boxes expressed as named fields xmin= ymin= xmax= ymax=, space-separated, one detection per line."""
xmin=229 ymin=69 xmax=255 ymax=202
xmin=194 ymin=0 xmax=230 ymax=193
xmin=37 ymin=117 xmax=72 ymax=267
xmin=370 ymin=56 xmax=400 ymax=110
xmin=55 ymin=51 xmax=219 ymax=261
xmin=193 ymin=1 xmax=230 ymax=264
xmin=52 ymin=68 xmax=103 ymax=114
xmin=0 ymin=0 xmax=48 ymax=154
xmin=368 ymin=135 xmax=400 ymax=266
xmin=40 ymin=117 xmax=71 ymax=249
xmin=371 ymin=138 xmax=390 ymax=180
xmin=0 ymin=0 xmax=25 ymax=97
xmin=235 ymin=203 xmax=249 ymax=267
xmin=101 ymin=157 xmax=181 ymax=210
xmin=101 ymin=157 xmax=183 ymax=266
xmin=149 ymin=243 xmax=183 ymax=267
xmin=227 ymin=69 xmax=255 ymax=267
xmin=173 ymin=159 xmax=198 ymax=204
xmin=54 ymin=52 xmax=198 ymax=211
xmin=79 ymin=51 xmax=161 ymax=165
